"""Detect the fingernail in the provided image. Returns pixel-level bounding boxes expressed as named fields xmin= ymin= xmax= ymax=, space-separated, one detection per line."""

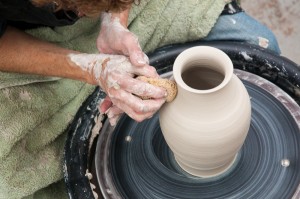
xmin=137 ymin=57 xmax=146 ymax=65
xmin=143 ymin=53 xmax=149 ymax=64
xmin=136 ymin=53 xmax=149 ymax=65
xmin=105 ymin=107 xmax=111 ymax=114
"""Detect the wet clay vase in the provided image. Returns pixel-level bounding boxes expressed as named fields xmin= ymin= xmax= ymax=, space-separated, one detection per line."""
xmin=159 ymin=46 xmax=251 ymax=178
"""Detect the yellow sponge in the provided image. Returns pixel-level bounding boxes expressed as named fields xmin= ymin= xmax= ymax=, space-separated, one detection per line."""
xmin=137 ymin=76 xmax=177 ymax=102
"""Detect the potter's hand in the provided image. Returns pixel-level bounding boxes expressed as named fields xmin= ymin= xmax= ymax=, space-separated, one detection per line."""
xmin=97 ymin=10 xmax=154 ymax=123
xmin=68 ymin=53 xmax=167 ymax=124
xmin=97 ymin=12 xmax=148 ymax=67
xmin=105 ymin=104 xmax=124 ymax=126
xmin=99 ymin=96 xmax=121 ymax=126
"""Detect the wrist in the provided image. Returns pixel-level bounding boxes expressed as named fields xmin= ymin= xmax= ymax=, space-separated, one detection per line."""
xmin=110 ymin=6 xmax=130 ymax=27
xmin=67 ymin=53 xmax=109 ymax=86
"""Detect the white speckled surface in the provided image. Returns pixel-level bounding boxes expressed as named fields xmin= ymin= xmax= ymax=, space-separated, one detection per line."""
xmin=242 ymin=0 xmax=300 ymax=65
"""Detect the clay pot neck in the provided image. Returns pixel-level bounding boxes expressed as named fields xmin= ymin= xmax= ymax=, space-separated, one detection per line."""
xmin=173 ymin=47 xmax=233 ymax=94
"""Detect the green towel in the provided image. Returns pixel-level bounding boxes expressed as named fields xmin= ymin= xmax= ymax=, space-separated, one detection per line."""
xmin=0 ymin=18 xmax=99 ymax=199
xmin=128 ymin=0 xmax=227 ymax=52
xmin=0 ymin=0 xmax=227 ymax=198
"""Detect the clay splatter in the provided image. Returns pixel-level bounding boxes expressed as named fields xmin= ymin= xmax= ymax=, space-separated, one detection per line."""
xmin=2 ymin=88 xmax=11 ymax=99
xmin=230 ymin=18 xmax=236 ymax=24
xmin=19 ymin=90 xmax=31 ymax=101
xmin=258 ymin=37 xmax=269 ymax=48
xmin=240 ymin=51 xmax=253 ymax=61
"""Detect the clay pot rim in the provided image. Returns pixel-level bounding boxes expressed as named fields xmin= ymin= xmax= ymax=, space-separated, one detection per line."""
xmin=173 ymin=46 xmax=233 ymax=94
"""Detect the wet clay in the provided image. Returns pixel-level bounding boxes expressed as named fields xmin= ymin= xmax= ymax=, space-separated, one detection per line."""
xmin=159 ymin=46 xmax=251 ymax=178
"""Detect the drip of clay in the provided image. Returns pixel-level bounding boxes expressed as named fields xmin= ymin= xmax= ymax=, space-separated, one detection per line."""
xmin=159 ymin=46 xmax=251 ymax=178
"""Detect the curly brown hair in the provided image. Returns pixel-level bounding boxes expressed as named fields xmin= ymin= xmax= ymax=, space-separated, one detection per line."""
xmin=31 ymin=0 xmax=140 ymax=17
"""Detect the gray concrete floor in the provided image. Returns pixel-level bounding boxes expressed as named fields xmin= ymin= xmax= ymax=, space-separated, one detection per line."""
xmin=242 ymin=0 xmax=300 ymax=65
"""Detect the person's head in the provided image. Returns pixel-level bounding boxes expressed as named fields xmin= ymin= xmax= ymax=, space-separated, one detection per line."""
xmin=30 ymin=0 xmax=140 ymax=17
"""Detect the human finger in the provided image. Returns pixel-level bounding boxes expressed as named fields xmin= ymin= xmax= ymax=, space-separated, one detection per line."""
xmin=109 ymin=90 xmax=165 ymax=122
xmin=116 ymin=76 xmax=167 ymax=99
xmin=121 ymin=32 xmax=149 ymax=67
xmin=106 ymin=105 xmax=124 ymax=119
xmin=108 ymin=114 xmax=121 ymax=126
xmin=99 ymin=96 xmax=113 ymax=113
xmin=106 ymin=105 xmax=124 ymax=126
xmin=126 ymin=63 xmax=159 ymax=78
xmin=117 ymin=101 xmax=158 ymax=122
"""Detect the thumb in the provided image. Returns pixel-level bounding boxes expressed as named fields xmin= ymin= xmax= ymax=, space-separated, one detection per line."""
xmin=123 ymin=34 xmax=149 ymax=66
xmin=129 ymin=50 xmax=149 ymax=67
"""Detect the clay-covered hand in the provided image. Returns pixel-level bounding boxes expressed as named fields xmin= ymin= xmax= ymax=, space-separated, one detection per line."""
xmin=99 ymin=96 xmax=123 ymax=126
xmin=104 ymin=104 xmax=124 ymax=126
xmin=96 ymin=10 xmax=156 ymax=124
xmin=68 ymin=53 xmax=167 ymax=124
xmin=96 ymin=12 xmax=148 ymax=67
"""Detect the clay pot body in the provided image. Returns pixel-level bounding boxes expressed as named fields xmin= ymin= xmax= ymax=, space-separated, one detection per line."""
xmin=159 ymin=46 xmax=251 ymax=178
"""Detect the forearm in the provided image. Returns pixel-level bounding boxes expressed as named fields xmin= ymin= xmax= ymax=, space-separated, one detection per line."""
xmin=0 ymin=26 xmax=95 ymax=84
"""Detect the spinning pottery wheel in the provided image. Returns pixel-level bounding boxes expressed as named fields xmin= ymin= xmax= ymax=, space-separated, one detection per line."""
xmin=64 ymin=41 xmax=300 ymax=199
